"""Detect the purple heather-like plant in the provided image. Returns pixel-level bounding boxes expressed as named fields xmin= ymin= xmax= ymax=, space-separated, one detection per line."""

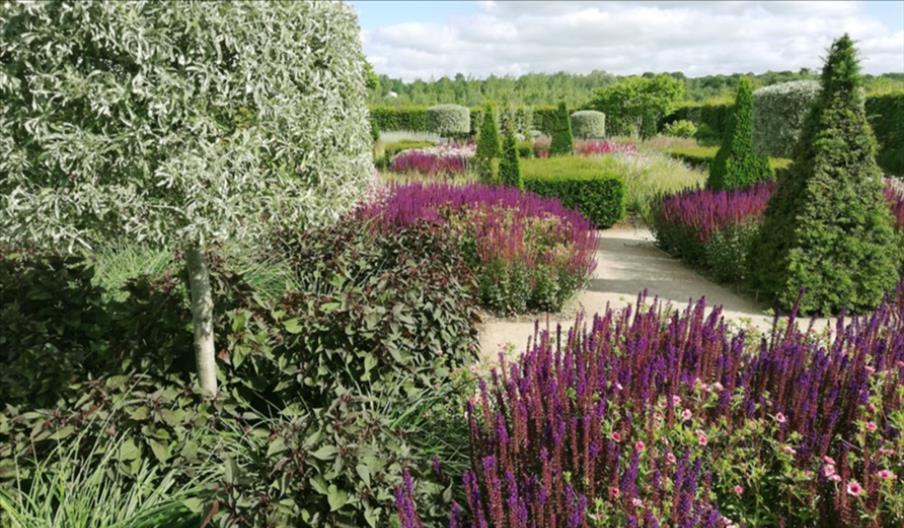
xmin=396 ymin=283 xmax=904 ymax=527
xmin=390 ymin=143 xmax=475 ymax=176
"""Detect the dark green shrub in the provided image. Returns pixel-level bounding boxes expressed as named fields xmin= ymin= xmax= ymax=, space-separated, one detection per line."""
xmin=708 ymin=77 xmax=774 ymax=190
xmin=662 ymin=101 xmax=734 ymax=144
xmin=498 ymin=124 xmax=523 ymax=189
xmin=369 ymin=106 xmax=430 ymax=132
xmin=704 ymin=222 xmax=760 ymax=283
xmin=370 ymin=117 xmax=380 ymax=142
xmin=749 ymin=35 xmax=900 ymax=314
xmin=475 ymin=103 xmax=501 ymax=173
xmin=663 ymin=119 xmax=698 ymax=138
xmin=523 ymin=157 xmax=625 ymax=227
xmin=866 ymin=92 xmax=904 ymax=175
xmin=517 ymin=141 xmax=533 ymax=159
xmin=532 ymin=105 xmax=559 ymax=135
xmin=549 ymin=102 xmax=574 ymax=155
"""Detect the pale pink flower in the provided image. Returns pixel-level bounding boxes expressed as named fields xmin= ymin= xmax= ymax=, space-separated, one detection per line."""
xmin=611 ymin=431 xmax=622 ymax=442
xmin=822 ymin=464 xmax=836 ymax=478
xmin=782 ymin=445 xmax=795 ymax=455
xmin=865 ymin=365 xmax=876 ymax=375
xmin=876 ymin=469 xmax=895 ymax=480
xmin=823 ymin=456 xmax=836 ymax=465
xmin=672 ymin=395 xmax=682 ymax=406
xmin=608 ymin=486 xmax=621 ymax=499
xmin=733 ymin=485 xmax=743 ymax=496
xmin=713 ymin=382 xmax=724 ymax=392
xmin=666 ymin=452 xmax=677 ymax=464
xmin=774 ymin=412 xmax=787 ymax=424
xmin=631 ymin=498 xmax=643 ymax=508
xmin=634 ymin=440 xmax=645 ymax=452
xmin=681 ymin=409 xmax=693 ymax=421
xmin=830 ymin=474 xmax=842 ymax=482
xmin=865 ymin=421 xmax=878 ymax=432
xmin=696 ymin=429 xmax=708 ymax=447
xmin=846 ymin=481 xmax=863 ymax=497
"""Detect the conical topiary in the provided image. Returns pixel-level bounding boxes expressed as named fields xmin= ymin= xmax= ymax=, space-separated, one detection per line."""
xmin=708 ymin=77 xmax=773 ymax=190
xmin=476 ymin=103 xmax=502 ymax=160
xmin=498 ymin=123 xmax=523 ymax=190
xmin=549 ymin=102 xmax=574 ymax=156
xmin=748 ymin=34 xmax=900 ymax=314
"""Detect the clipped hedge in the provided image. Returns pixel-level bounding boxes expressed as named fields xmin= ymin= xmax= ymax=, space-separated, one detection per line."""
xmin=426 ymin=104 xmax=470 ymax=138
xmin=662 ymin=102 xmax=733 ymax=143
xmin=570 ymin=110 xmax=606 ymax=138
xmin=752 ymin=80 xmax=821 ymax=158
xmin=523 ymin=156 xmax=625 ymax=227
xmin=369 ymin=106 xmax=429 ymax=133
xmin=533 ymin=105 xmax=559 ymax=135
xmin=667 ymin=146 xmax=792 ymax=179
xmin=866 ymin=92 xmax=904 ymax=176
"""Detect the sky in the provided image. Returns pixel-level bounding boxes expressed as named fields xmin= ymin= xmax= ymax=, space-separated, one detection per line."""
xmin=351 ymin=0 xmax=904 ymax=81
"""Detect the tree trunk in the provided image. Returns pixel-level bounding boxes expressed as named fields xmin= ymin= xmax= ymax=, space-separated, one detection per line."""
xmin=186 ymin=244 xmax=217 ymax=397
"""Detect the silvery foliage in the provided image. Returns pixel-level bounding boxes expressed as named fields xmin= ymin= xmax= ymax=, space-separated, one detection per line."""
xmin=570 ymin=110 xmax=606 ymax=139
xmin=752 ymin=80 xmax=821 ymax=159
xmin=0 ymin=1 xmax=372 ymax=252
xmin=426 ymin=104 xmax=470 ymax=137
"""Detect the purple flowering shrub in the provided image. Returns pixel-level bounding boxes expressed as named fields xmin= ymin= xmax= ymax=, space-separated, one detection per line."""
xmin=533 ymin=137 xmax=636 ymax=159
xmin=356 ymin=183 xmax=598 ymax=314
xmin=390 ymin=143 xmax=476 ymax=176
xmin=652 ymin=181 xmax=904 ymax=283
xmin=398 ymin=287 xmax=904 ymax=527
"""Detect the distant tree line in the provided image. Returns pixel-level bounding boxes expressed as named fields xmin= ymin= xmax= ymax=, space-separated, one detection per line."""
xmin=369 ymin=68 xmax=904 ymax=107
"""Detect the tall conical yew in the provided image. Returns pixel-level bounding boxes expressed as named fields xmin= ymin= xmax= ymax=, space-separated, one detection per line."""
xmin=476 ymin=103 xmax=501 ymax=161
xmin=708 ymin=77 xmax=773 ymax=189
xmin=749 ymin=35 xmax=900 ymax=314
xmin=549 ymin=101 xmax=574 ymax=155
xmin=498 ymin=122 xmax=523 ymax=189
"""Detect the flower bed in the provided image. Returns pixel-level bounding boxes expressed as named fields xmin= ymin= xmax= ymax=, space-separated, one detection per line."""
xmin=532 ymin=137 xmax=637 ymax=158
xmin=397 ymin=287 xmax=904 ymax=527
xmin=356 ymin=182 xmax=598 ymax=314
xmin=389 ymin=143 xmax=476 ymax=176
xmin=651 ymin=181 xmax=904 ymax=284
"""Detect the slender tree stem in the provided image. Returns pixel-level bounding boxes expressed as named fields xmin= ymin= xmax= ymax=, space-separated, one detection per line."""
xmin=186 ymin=244 xmax=217 ymax=397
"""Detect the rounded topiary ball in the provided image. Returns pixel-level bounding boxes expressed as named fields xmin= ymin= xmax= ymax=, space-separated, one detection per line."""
xmin=427 ymin=104 xmax=471 ymax=138
xmin=753 ymin=80 xmax=821 ymax=158
xmin=570 ymin=110 xmax=606 ymax=138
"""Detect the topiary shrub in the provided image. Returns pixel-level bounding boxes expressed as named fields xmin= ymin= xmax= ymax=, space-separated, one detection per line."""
xmin=752 ymin=80 xmax=821 ymax=158
xmin=498 ymin=124 xmax=523 ymax=189
xmin=570 ymin=110 xmax=606 ymax=138
xmin=523 ymin=157 xmax=625 ymax=227
xmin=369 ymin=106 xmax=430 ymax=132
xmin=708 ymin=77 xmax=774 ymax=190
xmin=426 ymin=104 xmax=471 ymax=138
xmin=475 ymin=103 xmax=501 ymax=176
xmin=663 ymin=119 xmax=698 ymax=138
xmin=749 ymin=35 xmax=900 ymax=314
xmin=549 ymin=102 xmax=575 ymax=156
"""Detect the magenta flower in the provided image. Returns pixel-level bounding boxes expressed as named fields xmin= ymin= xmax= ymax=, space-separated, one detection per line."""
xmin=846 ymin=481 xmax=863 ymax=497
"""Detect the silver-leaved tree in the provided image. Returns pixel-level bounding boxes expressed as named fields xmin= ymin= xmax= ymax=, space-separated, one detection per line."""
xmin=0 ymin=1 xmax=372 ymax=396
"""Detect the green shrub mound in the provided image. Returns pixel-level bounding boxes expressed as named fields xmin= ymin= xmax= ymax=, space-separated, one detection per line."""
xmin=0 ymin=221 xmax=478 ymax=526
xmin=866 ymin=92 xmax=904 ymax=176
xmin=549 ymin=102 xmax=575 ymax=155
xmin=749 ymin=35 xmax=901 ymax=314
xmin=570 ymin=110 xmax=606 ymax=138
xmin=426 ymin=104 xmax=471 ymax=138
xmin=662 ymin=101 xmax=735 ymax=143
xmin=663 ymin=119 xmax=698 ymax=138
xmin=523 ymin=157 xmax=625 ymax=227
xmin=708 ymin=77 xmax=774 ymax=190
xmin=498 ymin=124 xmax=523 ymax=189
xmin=752 ymin=80 xmax=821 ymax=158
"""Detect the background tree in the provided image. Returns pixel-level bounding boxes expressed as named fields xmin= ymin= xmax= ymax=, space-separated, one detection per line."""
xmin=498 ymin=123 xmax=523 ymax=189
xmin=748 ymin=35 xmax=900 ymax=314
xmin=0 ymin=1 xmax=372 ymax=396
xmin=590 ymin=75 xmax=685 ymax=137
xmin=708 ymin=77 xmax=773 ymax=189
xmin=550 ymin=102 xmax=575 ymax=155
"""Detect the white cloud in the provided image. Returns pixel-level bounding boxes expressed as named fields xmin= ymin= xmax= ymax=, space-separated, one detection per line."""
xmin=361 ymin=1 xmax=904 ymax=80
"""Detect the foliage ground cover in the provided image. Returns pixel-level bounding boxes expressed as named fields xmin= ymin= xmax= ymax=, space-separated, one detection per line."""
xmin=356 ymin=182 xmax=598 ymax=314
xmin=397 ymin=287 xmax=904 ymax=527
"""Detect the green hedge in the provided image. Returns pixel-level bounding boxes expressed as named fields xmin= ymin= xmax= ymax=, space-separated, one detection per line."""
xmin=666 ymin=91 xmax=904 ymax=175
xmin=533 ymin=105 xmax=559 ymax=135
xmin=522 ymin=156 xmax=625 ymax=227
xmin=667 ymin=146 xmax=792 ymax=179
xmin=866 ymin=92 xmax=904 ymax=176
xmin=370 ymin=106 xmax=429 ymax=132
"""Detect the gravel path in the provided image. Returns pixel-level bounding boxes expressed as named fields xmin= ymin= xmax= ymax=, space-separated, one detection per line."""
xmin=478 ymin=225 xmax=829 ymax=361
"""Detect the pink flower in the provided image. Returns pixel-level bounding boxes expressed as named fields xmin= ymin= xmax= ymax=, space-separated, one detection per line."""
xmin=876 ymin=469 xmax=895 ymax=480
xmin=634 ymin=440 xmax=645 ymax=452
xmin=631 ymin=498 xmax=643 ymax=508
xmin=733 ymin=485 xmax=744 ymax=496
xmin=681 ymin=409 xmax=693 ymax=421
xmin=846 ymin=481 xmax=863 ymax=497
xmin=822 ymin=464 xmax=836 ymax=478
xmin=823 ymin=456 xmax=836 ymax=465
xmin=782 ymin=445 xmax=795 ymax=455
xmin=774 ymin=412 xmax=787 ymax=424
xmin=672 ymin=395 xmax=682 ymax=406
xmin=666 ymin=452 xmax=677 ymax=464
xmin=865 ymin=421 xmax=878 ymax=432
xmin=611 ymin=431 xmax=622 ymax=442
xmin=696 ymin=429 xmax=708 ymax=446
xmin=865 ymin=365 xmax=876 ymax=375
xmin=896 ymin=360 xmax=904 ymax=369
xmin=830 ymin=474 xmax=842 ymax=482
xmin=713 ymin=382 xmax=724 ymax=392
xmin=608 ymin=486 xmax=621 ymax=499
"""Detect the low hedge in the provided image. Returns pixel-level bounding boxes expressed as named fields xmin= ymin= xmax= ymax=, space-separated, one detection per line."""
xmin=522 ymin=156 xmax=625 ymax=227
xmin=666 ymin=146 xmax=792 ymax=179
xmin=370 ymin=106 xmax=429 ymax=132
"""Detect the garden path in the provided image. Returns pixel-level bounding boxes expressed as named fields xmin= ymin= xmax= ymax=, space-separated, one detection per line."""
xmin=478 ymin=224 xmax=831 ymax=362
